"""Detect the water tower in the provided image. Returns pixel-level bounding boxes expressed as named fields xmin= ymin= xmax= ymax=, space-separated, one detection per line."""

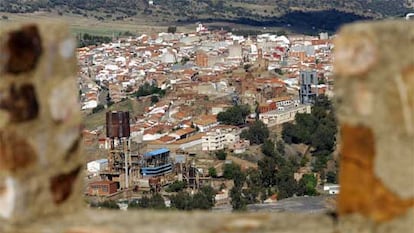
xmin=105 ymin=111 xmax=131 ymax=189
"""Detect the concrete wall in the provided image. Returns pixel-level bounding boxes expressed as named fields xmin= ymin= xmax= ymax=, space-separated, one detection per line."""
xmin=0 ymin=20 xmax=413 ymax=233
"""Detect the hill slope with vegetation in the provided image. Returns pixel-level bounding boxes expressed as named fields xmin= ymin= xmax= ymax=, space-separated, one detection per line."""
xmin=1 ymin=0 xmax=411 ymax=34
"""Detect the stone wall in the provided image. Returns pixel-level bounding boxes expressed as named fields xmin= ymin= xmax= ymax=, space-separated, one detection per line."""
xmin=0 ymin=23 xmax=83 ymax=223
xmin=0 ymin=20 xmax=413 ymax=233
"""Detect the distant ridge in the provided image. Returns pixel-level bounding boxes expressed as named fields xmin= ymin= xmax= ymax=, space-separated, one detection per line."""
xmin=1 ymin=0 xmax=411 ymax=33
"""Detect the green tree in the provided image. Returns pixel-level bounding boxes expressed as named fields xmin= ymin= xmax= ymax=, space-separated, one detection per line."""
xmin=192 ymin=192 xmax=212 ymax=209
xmin=150 ymin=95 xmax=159 ymax=105
xmin=258 ymin=157 xmax=277 ymax=188
xmin=281 ymin=122 xmax=296 ymax=144
xmin=92 ymin=200 xmax=119 ymax=209
xmin=244 ymin=168 xmax=264 ymax=204
xmin=215 ymin=150 xmax=227 ymax=160
xmin=281 ymin=94 xmax=336 ymax=150
xmin=149 ymin=193 xmax=166 ymax=209
xmin=297 ymin=174 xmax=318 ymax=196
xmin=326 ymin=171 xmax=337 ymax=184
xmin=171 ymin=186 xmax=216 ymax=211
xmin=312 ymin=152 xmax=329 ymax=172
xmin=275 ymin=167 xmax=298 ymax=199
xmin=135 ymin=82 xmax=165 ymax=98
xmin=254 ymin=101 xmax=260 ymax=121
xmin=230 ymin=187 xmax=246 ymax=211
xmin=181 ymin=57 xmax=190 ymax=65
xmin=129 ymin=196 xmax=150 ymax=209
xmin=311 ymin=124 xmax=336 ymax=152
xmin=170 ymin=191 xmax=193 ymax=210
xmin=166 ymin=181 xmax=187 ymax=192
xmin=217 ymin=104 xmax=250 ymax=126
xmin=138 ymin=196 xmax=150 ymax=208
xmin=92 ymin=104 xmax=105 ymax=113
xmin=193 ymin=186 xmax=216 ymax=209
xmin=240 ymin=120 xmax=269 ymax=144
xmin=261 ymin=139 xmax=276 ymax=157
xmin=223 ymin=164 xmax=241 ymax=180
xmin=208 ymin=167 xmax=217 ymax=178
xmin=167 ymin=26 xmax=177 ymax=34
xmin=106 ymin=92 xmax=113 ymax=106
xmin=300 ymin=156 xmax=309 ymax=167
xmin=274 ymin=68 xmax=283 ymax=75
xmin=276 ymin=140 xmax=285 ymax=156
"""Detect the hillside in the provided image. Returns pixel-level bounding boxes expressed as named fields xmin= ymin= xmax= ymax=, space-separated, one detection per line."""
xmin=1 ymin=0 xmax=411 ymax=34
xmin=83 ymin=98 xmax=148 ymax=130
xmin=1 ymin=0 xmax=410 ymax=17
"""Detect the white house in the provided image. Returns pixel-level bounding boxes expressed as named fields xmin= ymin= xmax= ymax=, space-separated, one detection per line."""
xmin=82 ymin=99 xmax=98 ymax=110
xmin=260 ymin=105 xmax=311 ymax=127
xmin=87 ymin=159 xmax=108 ymax=173
xmin=202 ymin=126 xmax=241 ymax=151
xmin=323 ymin=184 xmax=340 ymax=195
xmin=202 ymin=129 xmax=226 ymax=151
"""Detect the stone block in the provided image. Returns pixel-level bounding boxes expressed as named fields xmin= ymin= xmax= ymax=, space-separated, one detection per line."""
xmin=334 ymin=20 xmax=414 ymax=223
xmin=0 ymin=22 xmax=82 ymax=223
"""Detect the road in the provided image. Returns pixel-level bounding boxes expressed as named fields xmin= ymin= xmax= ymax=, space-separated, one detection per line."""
xmin=213 ymin=195 xmax=335 ymax=214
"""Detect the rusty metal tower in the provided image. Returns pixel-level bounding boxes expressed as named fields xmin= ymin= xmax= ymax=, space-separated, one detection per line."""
xmin=105 ymin=111 xmax=131 ymax=189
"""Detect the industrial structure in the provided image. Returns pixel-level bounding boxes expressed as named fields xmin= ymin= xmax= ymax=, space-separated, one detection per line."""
xmin=87 ymin=111 xmax=211 ymax=196
xmin=141 ymin=148 xmax=173 ymax=177
xmin=100 ymin=111 xmax=133 ymax=190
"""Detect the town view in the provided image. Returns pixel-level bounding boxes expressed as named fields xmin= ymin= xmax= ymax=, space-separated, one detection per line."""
xmin=1 ymin=0 xmax=413 ymax=213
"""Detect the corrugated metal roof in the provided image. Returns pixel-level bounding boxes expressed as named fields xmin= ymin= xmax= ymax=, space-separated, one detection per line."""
xmin=144 ymin=148 xmax=170 ymax=157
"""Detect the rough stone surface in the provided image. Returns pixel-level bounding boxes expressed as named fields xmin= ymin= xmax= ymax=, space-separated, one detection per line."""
xmin=336 ymin=214 xmax=375 ymax=233
xmin=0 ymin=130 xmax=37 ymax=173
xmin=334 ymin=20 xmax=414 ymax=224
xmin=0 ymin=177 xmax=18 ymax=219
xmin=0 ymin=210 xmax=335 ymax=233
xmin=0 ymin=22 xmax=82 ymax=223
xmin=0 ymin=83 xmax=39 ymax=122
xmin=50 ymin=166 xmax=82 ymax=204
xmin=376 ymin=209 xmax=414 ymax=233
xmin=338 ymin=124 xmax=414 ymax=222
xmin=0 ymin=24 xmax=42 ymax=74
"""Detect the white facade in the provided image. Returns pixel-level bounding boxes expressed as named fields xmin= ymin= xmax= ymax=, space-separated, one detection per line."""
xmin=260 ymin=105 xmax=311 ymax=127
xmin=161 ymin=51 xmax=176 ymax=64
xmin=202 ymin=130 xmax=226 ymax=151
xmin=179 ymin=139 xmax=203 ymax=151
xmin=196 ymin=122 xmax=220 ymax=133
xmin=228 ymin=44 xmax=242 ymax=59
xmin=82 ymin=100 xmax=98 ymax=110
xmin=87 ymin=159 xmax=108 ymax=173
xmin=202 ymin=127 xmax=240 ymax=151
xmin=324 ymin=184 xmax=340 ymax=195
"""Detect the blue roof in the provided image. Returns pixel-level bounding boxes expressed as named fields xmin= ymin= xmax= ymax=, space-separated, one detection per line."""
xmin=144 ymin=148 xmax=170 ymax=157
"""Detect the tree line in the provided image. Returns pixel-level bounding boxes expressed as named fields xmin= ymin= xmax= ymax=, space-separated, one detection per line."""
xmin=77 ymin=33 xmax=112 ymax=48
